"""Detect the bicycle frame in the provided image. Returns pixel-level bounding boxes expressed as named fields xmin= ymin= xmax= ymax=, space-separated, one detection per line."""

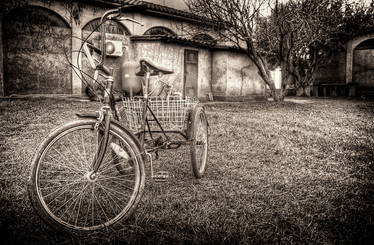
xmin=82 ymin=6 xmax=194 ymax=175
xmin=28 ymin=5 xmax=208 ymax=235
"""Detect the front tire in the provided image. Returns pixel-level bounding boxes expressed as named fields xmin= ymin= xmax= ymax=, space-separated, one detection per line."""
xmin=28 ymin=119 xmax=145 ymax=234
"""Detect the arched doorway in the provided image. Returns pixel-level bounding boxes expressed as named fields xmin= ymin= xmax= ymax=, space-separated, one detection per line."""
xmin=81 ymin=18 xmax=130 ymax=96
xmin=353 ymin=38 xmax=374 ymax=93
xmin=3 ymin=6 xmax=71 ymax=95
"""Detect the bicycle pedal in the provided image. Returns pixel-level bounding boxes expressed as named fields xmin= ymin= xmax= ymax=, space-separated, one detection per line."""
xmin=152 ymin=171 xmax=169 ymax=182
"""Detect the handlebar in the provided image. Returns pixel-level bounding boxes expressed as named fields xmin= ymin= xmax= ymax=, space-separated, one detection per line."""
xmin=84 ymin=5 xmax=145 ymax=76
xmin=99 ymin=5 xmax=146 ymax=67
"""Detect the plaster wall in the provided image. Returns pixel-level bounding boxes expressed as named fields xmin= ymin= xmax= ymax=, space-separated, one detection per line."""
xmin=212 ymin=51 xmax=265 ymax=100
xmin=211 ymin=51 xmax=227 ymax=97
xmin=197 ymin=49 xmax=212 ymax=99
xmin=1 ymin=0 xmax=261 ymax=99
xmin=132 ymin=41 xmax=211 ymax=100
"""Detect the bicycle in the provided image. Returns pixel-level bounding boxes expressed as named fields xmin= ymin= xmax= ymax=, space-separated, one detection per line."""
xmin=28 ymin=5 xmax=209 ymax=234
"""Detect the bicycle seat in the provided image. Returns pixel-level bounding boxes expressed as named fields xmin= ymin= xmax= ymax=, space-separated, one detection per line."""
xmin=136 ymin=57 xmax=173 ymax=76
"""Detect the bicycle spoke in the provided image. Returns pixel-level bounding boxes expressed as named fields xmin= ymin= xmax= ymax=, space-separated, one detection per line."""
xmin=94 ymin=182 xmax=121 ymax=219
xmin=50 ymin=147 xmax=85 ymax=174
xmin=65 ymin=134 xmax=89 ymax=169
xmin=98 ymin=176 xmax=135 ymax=193
xmin=43 ymin=178 xmax=85 ymax=200
xmin=55 ymin=182 xmax=89 ymax=219
xmin=93 ymin=181 xmax=130 ymax=201
xmin=98 ymin=175 xmax=136 ymax=183
xmin=91 ymin=185 xmax=110 ymax=225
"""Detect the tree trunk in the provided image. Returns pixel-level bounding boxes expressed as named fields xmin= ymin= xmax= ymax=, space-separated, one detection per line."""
xmin=251 ymin=54 xmax=283 ymax=102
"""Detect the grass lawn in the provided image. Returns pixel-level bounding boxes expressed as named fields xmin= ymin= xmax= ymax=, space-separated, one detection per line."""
xmin=0 ymin=97 xmax=373 ymax=244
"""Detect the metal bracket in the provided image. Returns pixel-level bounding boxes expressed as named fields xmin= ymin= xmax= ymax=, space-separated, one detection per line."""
xmin=94 ymin=110 xmax=105 ymax=130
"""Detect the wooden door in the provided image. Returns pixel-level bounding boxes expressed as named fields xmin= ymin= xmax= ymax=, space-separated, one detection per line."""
xmin=184 ymin=49 xmax=198 ymax=97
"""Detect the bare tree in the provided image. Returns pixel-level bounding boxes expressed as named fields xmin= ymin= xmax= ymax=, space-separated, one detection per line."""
xmin=256 ymin=0 xmax=345 ymax=97
xmin=185 ymin=0 xmax=350 ymax=99
xmin=185 ymin=0 xmax=283 ymax=101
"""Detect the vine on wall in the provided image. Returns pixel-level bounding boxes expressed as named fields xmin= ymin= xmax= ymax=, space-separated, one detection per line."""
xmin=62 ymin=1 xmax=85 ymax=25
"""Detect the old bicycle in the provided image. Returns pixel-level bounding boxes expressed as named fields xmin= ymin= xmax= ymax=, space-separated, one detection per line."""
xmin=28 ymin=5 xmax=208 ymax=234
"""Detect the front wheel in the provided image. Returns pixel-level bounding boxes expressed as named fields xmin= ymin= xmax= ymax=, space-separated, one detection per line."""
xmin=189 ymin=106 xmax=208 ymax=178
xmin=28 ymin=119 xmax=145 ymax=234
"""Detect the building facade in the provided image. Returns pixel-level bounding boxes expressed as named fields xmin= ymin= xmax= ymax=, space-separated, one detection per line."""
xmin=0 ymin=0 xmax=266 ymax=101
xmin=312 ymin=34 xmax=374 ymax=97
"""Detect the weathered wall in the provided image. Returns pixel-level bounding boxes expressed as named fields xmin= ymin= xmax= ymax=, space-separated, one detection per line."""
xmin=1 ymin=0 xmax=262 ymax=99
xmin=211 ymin=51 xmax=227 ymax=98
xmin=133 ymin=41 xmax=184 ymax=92
xmin=212 ymin=51 xmax=265 ymax=100
xmin=3 ymin=6 xmax=72 ymax=95
xmin=132 ymin=40 xmax=211 ymax=100
xmin=197 ymin=49 xmax=212 ymax=99
xmin=353 ymin=48 xmax=374 ymax=89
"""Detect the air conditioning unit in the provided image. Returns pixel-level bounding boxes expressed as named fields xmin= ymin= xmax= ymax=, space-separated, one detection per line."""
xmin=105 ymin=40 xmax=123 ymax=57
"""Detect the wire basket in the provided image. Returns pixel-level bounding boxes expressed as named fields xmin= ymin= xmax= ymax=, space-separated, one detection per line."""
xmin=120 ymin=96 xmax=198 ymax=132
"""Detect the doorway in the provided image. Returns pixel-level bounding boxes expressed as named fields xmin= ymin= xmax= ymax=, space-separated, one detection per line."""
xmin=184 ymin=49 xmax=198 ymax=97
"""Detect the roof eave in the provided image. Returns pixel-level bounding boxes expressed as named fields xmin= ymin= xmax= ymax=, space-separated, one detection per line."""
xmin=131 ymin=35 xmax=216 ymax=48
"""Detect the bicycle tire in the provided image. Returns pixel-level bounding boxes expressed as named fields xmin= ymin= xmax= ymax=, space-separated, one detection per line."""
xmin=28 ymin=119 xmax=145 ymax=234
xmin=189 ymin=106 xmax=208 ymax=178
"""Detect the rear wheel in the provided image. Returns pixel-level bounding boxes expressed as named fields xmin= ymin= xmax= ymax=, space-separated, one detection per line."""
xmin=189 ymin=106 xmax=208 ymax=178
xmin=28 ymin=119 xmax=145 ymax=234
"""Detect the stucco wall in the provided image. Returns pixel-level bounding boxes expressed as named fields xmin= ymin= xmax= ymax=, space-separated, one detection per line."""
xmin=131 ymin=40 xmax=212 ymax=100
xmin=132 ymin=41 xmax=184 ymax=92
xmin=211 ymin=51 xmax=227 ymax=97
xmin=197 ymin=49 xmax=212 ymax=99
xmin=212 ymin=51 xmax=265 ymax=100
xmin=1 ymin=0 xmax=263 ymax=100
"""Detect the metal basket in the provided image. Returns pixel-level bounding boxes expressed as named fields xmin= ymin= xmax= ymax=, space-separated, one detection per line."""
xmin=120 ymin=96 xmax=198 ymax=132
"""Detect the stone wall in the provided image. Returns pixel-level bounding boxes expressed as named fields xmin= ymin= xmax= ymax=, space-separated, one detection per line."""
xmin=3 ymin=6 xmax=71 ymax=95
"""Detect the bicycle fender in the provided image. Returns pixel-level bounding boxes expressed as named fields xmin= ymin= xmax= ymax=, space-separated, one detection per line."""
xmin=76 ymin=113 xmax=144 ymax=159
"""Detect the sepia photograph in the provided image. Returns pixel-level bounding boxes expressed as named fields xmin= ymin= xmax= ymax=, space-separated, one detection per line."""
xmin=0 ymin=0 xmax=373 ymax=244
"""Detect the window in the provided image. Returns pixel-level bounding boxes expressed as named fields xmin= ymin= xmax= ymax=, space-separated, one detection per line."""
xmin=193 ymin=33 xmax=215 ymax=43
xmin=143 ymin=26 xmax=176 ymax=36
xmin=83 ymin=18 xmax=130 ymax=35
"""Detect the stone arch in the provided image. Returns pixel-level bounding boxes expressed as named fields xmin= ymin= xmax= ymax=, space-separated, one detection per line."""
xmin=192 ymin=33 xmax=216 ymax=45
xmin=346 ymin=34 xmax=374 ymax=84
xmin=352 ymin=34 xmax=374 ymax=50
xmin=193 ymin=33 xmax=214 ymax=41
xmin=352 ymin=37 xmax=374 ymax=91
xmin=82 ymin=18 xmax=131 ymax=36
xmin=5 ymin=5 xmax=70 ymax=29
xmin=3 ymin=5 xmax=72 ymax=95
xmin=143 ymin=26 xmax=176 ymax=36
xmin=81 ymin=18 xmax=131 ymax=95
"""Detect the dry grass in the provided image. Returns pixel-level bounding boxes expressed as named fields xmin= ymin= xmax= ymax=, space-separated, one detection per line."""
xmin=0 ymin=97 xmax=373 ymax=244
